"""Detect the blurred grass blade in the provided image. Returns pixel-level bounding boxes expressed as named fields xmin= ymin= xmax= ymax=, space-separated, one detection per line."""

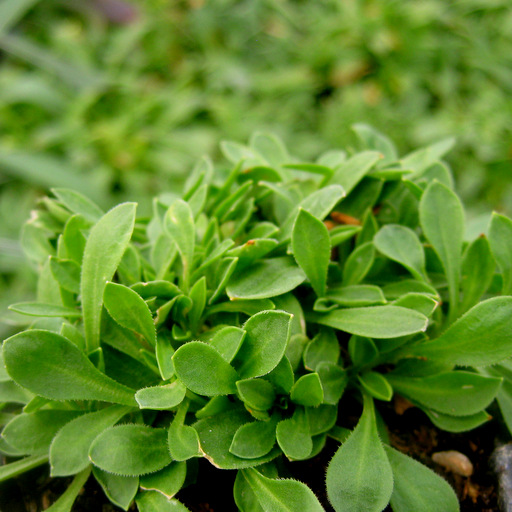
xmin=0 ymin=0 xmax=42 ymax=36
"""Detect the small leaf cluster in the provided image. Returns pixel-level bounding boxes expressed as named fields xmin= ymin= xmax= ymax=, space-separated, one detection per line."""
xmin=2 ymin=130 xmax=512 ymax=511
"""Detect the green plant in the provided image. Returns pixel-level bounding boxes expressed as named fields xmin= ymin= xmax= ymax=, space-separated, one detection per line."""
xmin=2 ymin=130 xmax=512 ymax=511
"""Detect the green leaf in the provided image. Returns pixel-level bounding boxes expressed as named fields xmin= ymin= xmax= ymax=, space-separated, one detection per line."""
xmin=419 ymin=181 xmax=464 ymax=320
xmin=349 ymin=336 xmax=378 ymax=367
xmin=317 ymin=363 xmax=347 ymax=405
xmin=209 ymin=326 xmax=246 ymax=363
xmin=310 ymin=305 xmax=428 ymax=338
xmin=392 ymin=293 xmax=439 ymax=317
xmin=52 ymin=188 xmax=103 ymax=223
xmin=227 ymin=257 xmax=306 ymax=300
xmin=233 ymin=310 xmax=292 ymax=379
xmin=3 ymin=330 xmax=136 ymax=406
xmin=50 ymin=257 xmax=81 ymax=293
xmin=164 ymin=200 xmax=195 ymax=291
xmin=290 ymin=374 xmax=324 ymax=407
xmin=330 ymin=225 xmax=362 ymax=247
xmin=241 ymin=468 xmax=325 ymax=512
xmin=92 ymin=468 xmax=138 ymax=511
xmin=0 ymin=454 xmax=48 ymax=483
xmin=410 ymin=297 xmax=512 ymax=367
xmin=385 ymin=446 xmax=459 ymax=512
xmin=104 ymin=282 xmax=156 ymax=346
xmin=386 ymin=371 xmax=501 ymax=416
xmin=315 ymin=285 xmax=386 ymax=310
xmin=140 ymin=462 xmax=187 ymax=499
xmin=237 ymin=379 xmax=276 ymax=411
xmin=188 ymin=277 xmax=206 ymax=333
xmin=89 ymin=425 xmax=171 ymax=476
xmin=194 ymin=408 xmax=280 ymax=469
xmin=136 ymin=491 xmax=191 ymax=512
xmin=167 ymin=400 xmax=200 ymax=461
xmin=2 ymin=410 xmax=81 ymax=456
xmin=326 ymin=394 xmax=393 ymax=512
xmin=292 ymin=208 xmax=331 ymax=297
xmin=488 ymin=212 xmax=512 ymax=295
xmin=276 ymin=408 xmax=312 ymax=460
xmin=173 ymin=342 xmax=239 ymax=396
xmin=156 ymin=335 xmax=175 ymax=381
xmin=50 ymin=405 xmax=131 ymax=476
xmin=230 ymin=419 xmax=277 ymax=459
xmin=342 ymin=242 xmax=375 ymax=286
xmin=8 ymin=302 xmax=81 ymax=318
xmin=44 ymin=467 xmax=91 ymax=512
xmin=374 ymin=224 xmax=426 ymax=280
xmin=135 ymin=381 xmax=187 ymax=410
xmin=327 ymin=151 xmax=382 ymax=194
xmin=303 ymin=328 xmax=340 ymax=371
xmin=82 ymin=203 xmax=137 ymax=352
xmin=307 ymin=405 xmax=338 ymax=436
xmin=358 ymin=372 xmax=393 ymax=401
xmin=425 ymin=409 xmax=491 ymax=433
xmin=460 ymin=235 xmax=495 ymax=313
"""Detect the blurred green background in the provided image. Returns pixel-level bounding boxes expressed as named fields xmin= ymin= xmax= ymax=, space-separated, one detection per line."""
xmin=1 ymin=0 xmax=511 ymax=336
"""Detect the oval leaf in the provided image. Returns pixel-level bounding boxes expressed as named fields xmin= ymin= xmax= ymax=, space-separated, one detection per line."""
xmin=3 ymin=330 xmax=136 ymax=406
xmin=233 ymin=310 xmax=292 ymax=379
xmin=227 ymin=257 xmax=306 ymax=300
xmin=104 ymin=282 xmax=156 ymax=346
xmin=135 ymin=381 xmax=187 ymax=410
xmin=310 ymin=306 xmax=428 ymax=339
xmin=89 ymin=424 xmax=171 ymax=476
xmin=173 ymin=342 xmax=239 ymax=396
xmin=241 ymin=467 xmax=324 ymax=512
xmin=326 ymin=394 xmax=393 ymax=512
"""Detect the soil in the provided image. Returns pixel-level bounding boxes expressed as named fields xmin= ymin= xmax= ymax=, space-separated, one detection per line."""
xmin=0 ymin=400 xmax=504 ymax=511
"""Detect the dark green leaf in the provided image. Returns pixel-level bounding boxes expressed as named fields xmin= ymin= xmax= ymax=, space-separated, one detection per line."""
xmin=92 ymin=468 xmax=138 ymax=511
xmin=193 ymin=409 xmax=280 ymax=469
xmin=140 ymin=462 xmax=187 ymax=498
xmin=342 ymin=242 xmax=375 ymax=286
xmin=290 ymin=374 xmax=324 ymax=407
xmin=276 ymin=407 xmax=312 ymax=460
xmin=358 ymin=372 xmax=393 ymax=401
xmin=236 ymin=379 xmax=276 ymax=411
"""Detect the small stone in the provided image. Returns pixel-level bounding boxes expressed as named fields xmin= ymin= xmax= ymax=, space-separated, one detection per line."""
xmin=491 ymin=443 xmax=512 ymax=512
xmin=432 ymin=450 xmax=474 ymax=477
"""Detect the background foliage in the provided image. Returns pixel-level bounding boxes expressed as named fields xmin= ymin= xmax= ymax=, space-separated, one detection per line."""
xmin=1 ymin=0 xmax=511 ymax=329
